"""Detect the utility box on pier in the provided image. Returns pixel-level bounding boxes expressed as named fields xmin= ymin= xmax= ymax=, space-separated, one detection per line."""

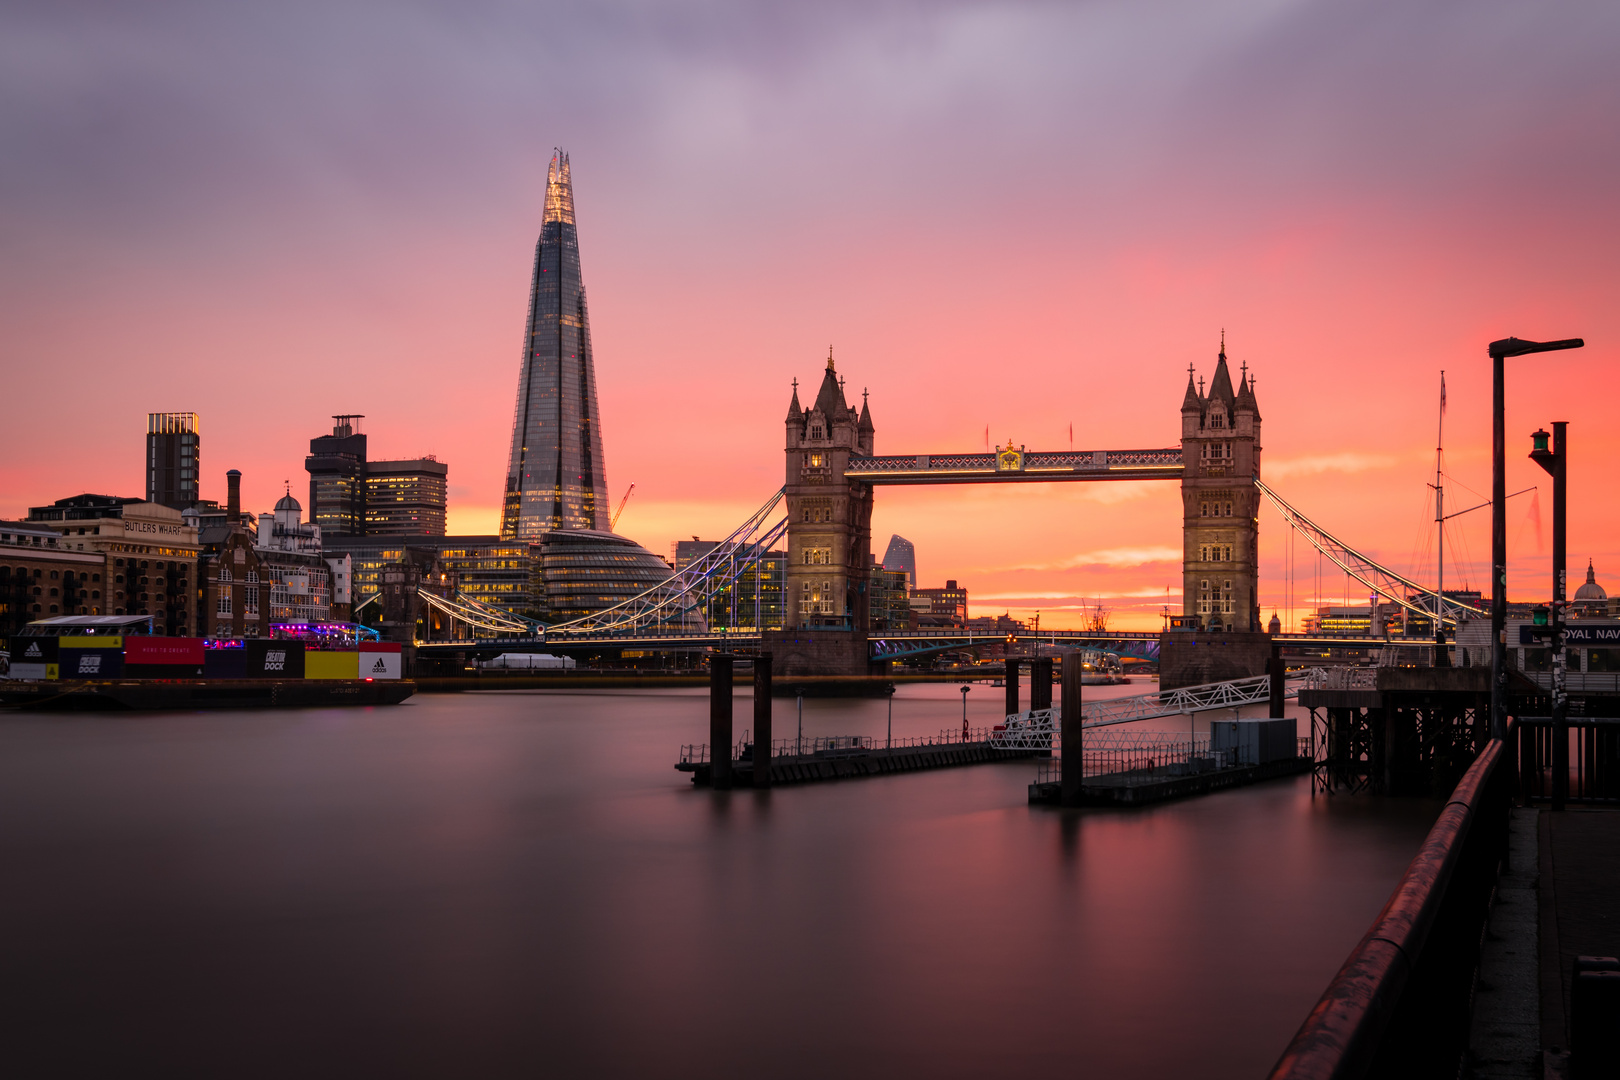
xmin=1210 ymin=718 xmax=1297 ymax=766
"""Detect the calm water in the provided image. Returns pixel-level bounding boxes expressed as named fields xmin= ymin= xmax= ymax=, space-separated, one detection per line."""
xmin=0 ymin=682 xmax=1440 ymax=1078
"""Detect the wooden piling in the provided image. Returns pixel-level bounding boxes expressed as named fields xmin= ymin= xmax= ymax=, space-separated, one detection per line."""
xmin=710 ymin=655 xmax=733 ymax=789
xmin=754 ymin=654 xmax=772 ymax=788
xmin=1269 ymin=644 xmax=1285 ymax=719
xmin=1005 ymin=658 xmax=1020 ymax=716
xmin=1060 ymin=651 xmax=1083 ymax=807
xmin=1031 ymin=657 xmax=1053 ymax=711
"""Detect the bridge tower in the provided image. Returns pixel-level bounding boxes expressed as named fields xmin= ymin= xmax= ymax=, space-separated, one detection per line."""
xmin=765 ymin=350 xmax=877 ymax=677
xmin=1180 ymin=338 xmax=1262 ymax=633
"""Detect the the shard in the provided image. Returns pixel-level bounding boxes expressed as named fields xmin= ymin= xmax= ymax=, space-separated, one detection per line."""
xmin=502 ymin=151 xmax=609 ymax=538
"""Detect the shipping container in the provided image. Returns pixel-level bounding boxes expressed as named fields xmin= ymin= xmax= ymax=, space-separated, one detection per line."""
xmin=305 ymin=651 xmax=360 ymax=680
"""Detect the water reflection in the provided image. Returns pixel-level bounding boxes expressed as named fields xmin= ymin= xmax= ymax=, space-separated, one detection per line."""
xmin=0 ymin=684 xmax=1437 ymax=1078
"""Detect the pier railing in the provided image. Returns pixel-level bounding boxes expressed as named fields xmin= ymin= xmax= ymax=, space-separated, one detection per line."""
xmin=1034 ymin=734 xmax=1312 ymax=785
xmin=1518 ymin=716 xmax=1620 ymax=804
xmin=1267 ymin=724 xmax=1513 ymax=1080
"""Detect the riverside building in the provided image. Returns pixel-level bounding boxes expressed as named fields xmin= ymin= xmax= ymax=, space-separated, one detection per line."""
xmin=26 ymin=495 xmax=200 ymax=635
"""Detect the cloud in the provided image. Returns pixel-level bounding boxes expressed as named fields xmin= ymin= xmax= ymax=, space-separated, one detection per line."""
xmin=1266 ymin=453 xmax=1399 ymax=479
xmin=978 ymin=588 xmax=1181 ymax=602
xmin=989 ymin=545 xmax=1182 ymax=571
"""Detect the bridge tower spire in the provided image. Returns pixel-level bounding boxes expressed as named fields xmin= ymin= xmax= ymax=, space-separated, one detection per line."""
xmin=767 ymin=355 xmax=876 ymax=676
xmin=1181 ymin=337 xmax=1262 ymax=633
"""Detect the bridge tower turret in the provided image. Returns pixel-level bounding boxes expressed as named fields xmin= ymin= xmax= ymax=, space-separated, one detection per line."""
xmin=779 ymin=349 xmax=875 ymax=645
xmin=1180 ymin=337 xmax=1262 ymax=632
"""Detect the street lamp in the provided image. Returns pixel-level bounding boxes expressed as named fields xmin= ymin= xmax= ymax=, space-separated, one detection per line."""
xmin=886 ymin=684 xmax=896 ymax=750
xmin=796 ymin=687 xmax=806 ymax=756
xmin=1529 ymin=422 xmax=1569 ymax=808
xmin=960 ymin=684 xmax=971 ymax=742
xmin=1488 ymin=336 xmax=1584 ymax=742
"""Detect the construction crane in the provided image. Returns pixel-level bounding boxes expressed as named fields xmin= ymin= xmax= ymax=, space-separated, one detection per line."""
xmin=610 ymin=483 xmax=635 ymax=531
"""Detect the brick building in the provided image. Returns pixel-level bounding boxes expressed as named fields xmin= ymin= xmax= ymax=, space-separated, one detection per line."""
xmin=0 ymin=521 xmax=108 ymax=637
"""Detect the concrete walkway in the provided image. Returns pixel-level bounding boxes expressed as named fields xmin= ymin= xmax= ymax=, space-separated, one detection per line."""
xmin=1468 ymin=806 xmax=1620 ymax=1079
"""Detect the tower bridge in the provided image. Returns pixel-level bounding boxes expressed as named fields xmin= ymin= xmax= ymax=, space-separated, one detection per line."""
xmin=765 ymin=343 xmax=1261 ymax=678
xmin=413 ymin=340 xmax=1477 ymax=682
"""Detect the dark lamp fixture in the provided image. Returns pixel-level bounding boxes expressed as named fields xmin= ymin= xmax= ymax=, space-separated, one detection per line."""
xmin=1531 ymin=429 xmax=1550 ymax=452
xmin=1488 ymin=336 xmax=1585 ymax=359
xmin=1533 ymin=605 xmax=1550 ymax=627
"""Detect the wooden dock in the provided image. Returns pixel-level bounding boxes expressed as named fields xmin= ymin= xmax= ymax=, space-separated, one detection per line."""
xmin=1028 ymin=755 xmax=1312 ymax=807
xmin=679 ymin=738 xmax=1040 ymax=787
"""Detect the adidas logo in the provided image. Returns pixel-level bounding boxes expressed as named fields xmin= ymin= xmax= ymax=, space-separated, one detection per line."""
xmin=23 ymin=643 xmax=43 ymax=659
xmin=370 ymin=657 xmax=387 ymax=673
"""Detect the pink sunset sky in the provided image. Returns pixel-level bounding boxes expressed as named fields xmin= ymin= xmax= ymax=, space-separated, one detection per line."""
xmin=3 ymin=1 xmax=1617 ymax=630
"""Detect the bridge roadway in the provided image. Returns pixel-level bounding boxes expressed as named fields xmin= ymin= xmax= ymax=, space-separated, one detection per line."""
xmin=413 ymin=629 xmax=1402 ymax=660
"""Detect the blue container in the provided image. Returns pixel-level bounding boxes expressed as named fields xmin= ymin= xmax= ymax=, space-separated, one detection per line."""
xmin=203 ymin=648 xmax=248 ymax=679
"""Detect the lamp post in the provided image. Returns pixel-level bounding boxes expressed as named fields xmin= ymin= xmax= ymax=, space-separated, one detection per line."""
xmin=960 ymin=685 xmax=970 ymax=742
xmin=796 ymin=688 xmax=805 ymax=756
xmin=886 ymin=684 xmax=896 ymax=750
xmin=1488 ymin=336 xmax=1583 ymax=743
xmin=1530 ymin=422 xmax=1568 ymax=808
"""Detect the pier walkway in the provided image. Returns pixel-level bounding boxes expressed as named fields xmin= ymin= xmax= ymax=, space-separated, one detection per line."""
xmin=678 ymin=729 xmax=1041 ymax=787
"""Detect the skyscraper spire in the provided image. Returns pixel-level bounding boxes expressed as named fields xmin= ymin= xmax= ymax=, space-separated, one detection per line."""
xmin=543 ymin=150 xmax=575 ymax=225
xmin=503 ymin=150 xmax=609 ymax=537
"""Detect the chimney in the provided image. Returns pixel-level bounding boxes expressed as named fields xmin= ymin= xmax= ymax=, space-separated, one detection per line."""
xmin=227 ymin=469 xmax=241 ymax=522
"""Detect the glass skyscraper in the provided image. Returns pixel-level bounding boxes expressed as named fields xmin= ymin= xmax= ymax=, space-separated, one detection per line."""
xmin=502 ymin=152 xmax=609 ymax=538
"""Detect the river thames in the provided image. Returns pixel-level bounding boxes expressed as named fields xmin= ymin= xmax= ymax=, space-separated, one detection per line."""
xmin=0 ymin=682 xmax=1439 ymax=1078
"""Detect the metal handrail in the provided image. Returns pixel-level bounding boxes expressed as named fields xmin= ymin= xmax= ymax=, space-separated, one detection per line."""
xmin=1267 ymin=727 xmax=1510 ymax=1079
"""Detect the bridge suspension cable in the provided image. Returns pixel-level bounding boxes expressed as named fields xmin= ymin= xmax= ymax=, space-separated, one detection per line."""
xmin=544 ymin=488 xmax=789 ymax=637
xmin=415 ymin=589 xmax=542 ymax=636
xmin=1254 ymin=478 xmax=1486 ymax=627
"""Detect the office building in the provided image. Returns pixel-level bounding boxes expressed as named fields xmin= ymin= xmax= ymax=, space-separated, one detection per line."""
xmin=535 ymin=530 xmax=675 ymax=623
xmin=882 ymin=535 xmax=917 ymax=589
xmin=146 ymin=413 xmax=200 ymax=511
xmin=365 ymin=458 xmax=448 ymax=536
xmin=502 ymin=151 xmax=610 ymax=537
xmin=911 ymin=580 xmax=969 ymax=629
xmin=869 ymin=566 xmax=911 ymax=632
xmin=306 ymin=416 xmax=449 ymax=539
xmin=306 ymin=415 xmax=367 ymax=537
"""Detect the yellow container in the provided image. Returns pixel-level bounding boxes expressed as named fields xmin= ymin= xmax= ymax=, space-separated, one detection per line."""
xmin=304 ymin=651 xmax=359 ymax=680
xmin=61 ymin=636 xmax=122 ymax=649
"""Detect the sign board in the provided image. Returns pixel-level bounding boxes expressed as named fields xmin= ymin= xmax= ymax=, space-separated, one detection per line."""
xmin=13 ymin=638 xmax=58 ymax=665
xmin=1520 ymin=625 xmax=1620 ymax=646
xmin=126 ymin=637 xmax=205 ymax=665
xmin=61 ymin=636 xmax=122 ymax=650
xmin=244 ymin=640 xmax=305 ymax=679
xmin=359 ymin=642 xmax=402 ymax=679
xmin=58 ymin=648 xmax=124 ymax=679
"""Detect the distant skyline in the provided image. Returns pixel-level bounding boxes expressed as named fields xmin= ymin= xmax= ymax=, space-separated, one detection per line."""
xmin=4 ymin=1 xmax=1618 ymax=629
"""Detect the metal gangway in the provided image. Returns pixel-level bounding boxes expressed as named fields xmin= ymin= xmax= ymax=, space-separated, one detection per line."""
xmin=990 ymin=668 xmax=1327 ymax=749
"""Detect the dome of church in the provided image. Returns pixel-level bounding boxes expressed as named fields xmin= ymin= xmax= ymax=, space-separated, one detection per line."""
xmin=1574 ymin=559 xmax=1607 ymax=602
xmin=274 ymin=492 xmax=302 ymax=513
